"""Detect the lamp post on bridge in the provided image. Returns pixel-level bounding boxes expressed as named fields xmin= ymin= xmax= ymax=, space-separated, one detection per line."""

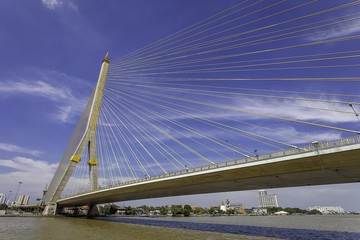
xmin=254 ymin=149 xmax=259 ymax=159
xmin=225 ymin=140 xmax=240 ymax=159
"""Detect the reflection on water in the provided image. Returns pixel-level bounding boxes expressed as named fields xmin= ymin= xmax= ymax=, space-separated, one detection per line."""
xmin=0 ymin=217 xmax=276 ymax=240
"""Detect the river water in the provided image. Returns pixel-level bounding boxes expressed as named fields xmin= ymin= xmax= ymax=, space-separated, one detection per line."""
xmin=0 ymin=215 xmax=359 ymax=240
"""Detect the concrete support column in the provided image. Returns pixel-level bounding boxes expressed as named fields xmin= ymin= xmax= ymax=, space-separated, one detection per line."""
xmin=88 ymin=131 xmax=98 ymax=191
xmin=88 ymin=204 xmax=100 ymax=216
xmin=43 ymin=202 xmax=58 ymax=215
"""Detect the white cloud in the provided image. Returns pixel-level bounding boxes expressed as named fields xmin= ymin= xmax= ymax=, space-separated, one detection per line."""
xmin=0 ymin=68 xmax=90 ymax=123
xmin=0 ymin=81 xmax=71 ymax=101
xmin=0 ymin=157 xmax=58 ymax=201
xmin=55 ymin=105 xmax=73 ymax=123
xmin=233 ymin=98 xmax=357 ymax=124
xmin=0 ymin=142 xmax=42 ymax=157
xmin=308 ymin=19 xmax=360 ymax=41
xmin=42 ymin=0 xmax=63 ymax=10
xmin=41 ymin=0 xmax=77 ymax=11
xmin=251 ymin=125 xmax=343 ymax=146
xmin=153 ymin=94 xmax=356 ymax=125
xmin=0 ymin=157 xmax=55 ymax=172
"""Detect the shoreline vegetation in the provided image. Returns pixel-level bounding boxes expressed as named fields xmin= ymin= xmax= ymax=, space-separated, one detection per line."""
xmin=1 ymin=204 xmax=358 ymax=217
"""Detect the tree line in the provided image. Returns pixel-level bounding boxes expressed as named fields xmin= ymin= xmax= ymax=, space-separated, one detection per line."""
xmin=98 ymin=204 xmax=322 ymax=216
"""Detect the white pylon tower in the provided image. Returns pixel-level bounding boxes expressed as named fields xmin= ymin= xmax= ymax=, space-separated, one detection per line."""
xmin=43 ymin=53 xmax=110 ymax=214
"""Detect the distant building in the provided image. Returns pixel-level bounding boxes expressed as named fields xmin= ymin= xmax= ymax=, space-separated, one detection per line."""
xmin=0 ymin=193 xmax=6 ymax=204
xmin=252 ymin=208 xmax=268 ymax=215
xmin=116 ymin=206 xmax=126 ymax=215
xmin=149 ymin=210 xmax=161 ymax=216
xmin=17 ymin=195 xmax=30 ymax=205
xmin=308 ymin=206 xmax=345 ymax=214
xmin=220 ymin=200 xmax=245 ymax=214
xmin=229 ymin=203 xmax=246 ymax=214
xmin=191 ymin=206 xmax=202 ymax=213
xmin=258 ymin=189 xmax=278 ymax=208
xmin=220 ymin=201 xmax=227 ymax=212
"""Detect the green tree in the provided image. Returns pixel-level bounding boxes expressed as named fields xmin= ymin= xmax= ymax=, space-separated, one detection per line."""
xmin=159 ymin=206 xmax=168 ymax=215
xmin=139 ymin=205 xmax=149 ymax=214
xmin=101 ymin=204 xmax=111 ymax=215
xmin=100 ymin=204 xmax=118 ymax=215
xmin=226 ymin=209 xmax=235 ymax=215
xmin=125 ymin=206 xmax=135 ymax=215
xmin=284 ymin=207 xmax=296 ymax=215
xmin=307 ymin=209 xmax=322 ymax=215
xmin=171 ymin=205 xmax=183 ymax=216
xmin=109 ymin=204 xmax=118 ymax=215
xmin=209 ymin=206 xmax=219 ymax=215
xmin=200 ymin=208 xmax=208 ymax=214
xmin=183 ymin=204 xmax=192 ymax=217
xmin=266 ymin=207 xmax=283 ymax=214
xmin=0 ymin=204 xmax=7 ymax=210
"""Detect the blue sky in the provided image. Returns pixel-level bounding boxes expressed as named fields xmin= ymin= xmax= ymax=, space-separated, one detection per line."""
xmin=0 ymin=0 xmax=360 ymax=211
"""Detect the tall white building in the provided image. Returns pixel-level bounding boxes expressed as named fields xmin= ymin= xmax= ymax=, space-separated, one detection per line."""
xmin=0 ymin=193 xmax=6 ymax=204
xmin=258 ymin=189 xmax=278 ymax=208
xmin=17 ymin=195 xmax=30 ymax=205
xmin=308 ymin=206 xmax=345 ymax=214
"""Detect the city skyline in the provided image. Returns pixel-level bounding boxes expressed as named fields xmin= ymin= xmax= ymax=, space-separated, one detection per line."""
xmin=0 ymin=0 xmax=359 ymax=211
xmin=0 ymin=188 xmax=354 ymax=214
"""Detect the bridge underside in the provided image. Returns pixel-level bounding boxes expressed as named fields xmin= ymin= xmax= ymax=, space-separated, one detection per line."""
xmin=57 ymin=146 xmax=360 ymax=207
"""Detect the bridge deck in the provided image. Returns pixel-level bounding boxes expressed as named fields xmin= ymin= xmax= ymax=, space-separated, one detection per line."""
xmin=57 ymin=137 xmax=360 ymax=207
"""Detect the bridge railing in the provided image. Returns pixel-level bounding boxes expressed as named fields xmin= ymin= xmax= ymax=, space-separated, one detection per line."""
xmin=62 ymin=135 xmax=360 ymax=198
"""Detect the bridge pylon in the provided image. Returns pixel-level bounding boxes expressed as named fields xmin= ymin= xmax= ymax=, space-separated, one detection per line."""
xmin=43 ymin=53 xmax=110 ymax=215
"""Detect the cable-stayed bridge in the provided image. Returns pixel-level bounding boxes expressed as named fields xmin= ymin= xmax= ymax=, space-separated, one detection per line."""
xmin=43 ymin=1 xmax=360 ymax=215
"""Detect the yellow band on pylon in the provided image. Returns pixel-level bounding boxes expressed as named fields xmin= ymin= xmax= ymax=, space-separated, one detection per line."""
xmin=70 ymin=155 xmax=81 ymax=163
xmin=88 ymin=158 xmax=98 ymax=165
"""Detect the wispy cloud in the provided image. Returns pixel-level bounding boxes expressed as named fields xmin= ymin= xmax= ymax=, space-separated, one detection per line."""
xmin=42 ymin=0 xmax=63 ymax=10
xmin=0 ymin=156 xmax=56 ymax=173
xmin=0 ymin=157 xmax=58 ymax=199
xmin=0 ymin=67 xmax=91 ymax=123
xmin=41 ymin=0 xmax=77 ymax=11
xmin=234 ymin=98 xmax=357 ymax=124
xmin=55 ymin=105 xmax=73 ymax=123
xmin=0 ymin=142 xmax=42 ymax=157
xmin=251 ymin=125 xmax=342 ymax=146
xmin=0 ymin=81 xmax=72 ymax=100
xmin=153 ymin=95 xmax=357 ymax=124
xmin=308 ymin=19 xmax=360 ymax=41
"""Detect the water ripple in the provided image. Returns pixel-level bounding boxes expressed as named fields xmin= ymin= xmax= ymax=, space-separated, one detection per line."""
xmin=98 ymin=217 xmax=360 ymax=240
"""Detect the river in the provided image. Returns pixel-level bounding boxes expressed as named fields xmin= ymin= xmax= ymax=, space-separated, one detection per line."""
xmin=0 ymin=215 xmax=359 ymax=240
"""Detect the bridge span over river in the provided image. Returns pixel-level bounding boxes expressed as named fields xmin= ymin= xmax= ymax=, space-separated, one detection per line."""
xmin=57 ymin=137 xmax=360 ymax=207
xmin=42 ymin=1 xmax=360 ymax=215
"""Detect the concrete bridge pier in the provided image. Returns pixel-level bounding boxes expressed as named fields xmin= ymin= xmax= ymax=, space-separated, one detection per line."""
xmin=88 ymin=204 xmax=100 ymax=216
xmin=43 ymin=202 xmax=62 ymax=215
